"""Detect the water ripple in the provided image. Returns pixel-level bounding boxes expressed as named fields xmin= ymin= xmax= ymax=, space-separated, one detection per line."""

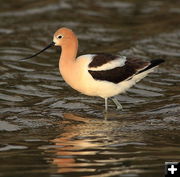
xmin=0 ymin=93 xmax=24 ymax=102
xmin=0 ymin=121 xmax=20 ymax=131
xmin=0 ymin=1 xmax=180 ymax=176
xmin=0 ymin=144 xmax=27 ymax=151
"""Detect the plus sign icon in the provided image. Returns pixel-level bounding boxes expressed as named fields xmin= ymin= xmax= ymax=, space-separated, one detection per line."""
xmin=165 ymin=162 xmax=180 ymax=177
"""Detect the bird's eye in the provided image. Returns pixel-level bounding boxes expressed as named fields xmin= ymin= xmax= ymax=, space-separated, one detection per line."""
xmin=57 ymin=35 xmax=63 ymax=39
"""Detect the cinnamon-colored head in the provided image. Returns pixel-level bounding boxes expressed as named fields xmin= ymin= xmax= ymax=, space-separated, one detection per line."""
xmin=20 ymin=27 xmax=78 ymax=61
xmin=53 ymin=27 xmax=77 ymax=47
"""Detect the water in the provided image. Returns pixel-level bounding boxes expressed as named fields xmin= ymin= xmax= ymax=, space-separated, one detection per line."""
xmin=0 ymin=0 xmax=180 ymax=177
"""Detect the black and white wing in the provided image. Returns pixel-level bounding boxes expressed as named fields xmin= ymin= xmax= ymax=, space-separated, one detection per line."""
xmin=88 ymin=53 xmax=164 ymax=84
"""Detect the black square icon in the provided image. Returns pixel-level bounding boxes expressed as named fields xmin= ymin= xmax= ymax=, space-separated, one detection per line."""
xmin=165 ymin=162 xmax=180 ymax=177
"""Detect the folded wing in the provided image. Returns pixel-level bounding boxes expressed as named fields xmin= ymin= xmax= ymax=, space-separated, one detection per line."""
xmin=88 ymin=54 xmax=164 ymax=84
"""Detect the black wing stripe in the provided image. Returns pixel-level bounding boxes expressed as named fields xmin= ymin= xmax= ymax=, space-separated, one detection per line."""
xmin=88 ymin=58 xmax=150 ymax=84
xmin=137 ymin=59 xmax=164 ymax=74
xmin=88 ymin=53 xmax=119 ymax=68
xmin=89 ymin=67 xmax=134 ymax=83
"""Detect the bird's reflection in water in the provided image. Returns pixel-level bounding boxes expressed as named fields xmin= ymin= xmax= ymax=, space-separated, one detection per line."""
xmin=51 ymin=113 xmax=110 ymax=173
xmin=45 ymin=113 xmax=144 ymax=175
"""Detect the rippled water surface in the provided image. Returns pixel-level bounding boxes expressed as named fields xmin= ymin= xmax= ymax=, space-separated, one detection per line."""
xmin=0 ymin=0 xmax=180 ymax=177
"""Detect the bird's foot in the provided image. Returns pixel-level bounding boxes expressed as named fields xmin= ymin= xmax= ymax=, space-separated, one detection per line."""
xmin=111 ymin=98 xmax=123 ymax=111
xmin=116 ymin=105 xmax=123 ymax=111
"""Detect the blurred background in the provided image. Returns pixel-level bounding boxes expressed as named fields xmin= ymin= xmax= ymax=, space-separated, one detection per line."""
xmin=0 ymin=0 xmax=180 ymax=177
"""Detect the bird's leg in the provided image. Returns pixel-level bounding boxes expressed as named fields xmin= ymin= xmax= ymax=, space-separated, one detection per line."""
xmin=104 ymin=98 xmax=108 ymax=112
xmin=111 ymin=97 xmax=123 ymax=110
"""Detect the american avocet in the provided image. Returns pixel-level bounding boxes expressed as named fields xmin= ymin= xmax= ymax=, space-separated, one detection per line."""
xmin=21 ymin=27 xmax=164 ymax=112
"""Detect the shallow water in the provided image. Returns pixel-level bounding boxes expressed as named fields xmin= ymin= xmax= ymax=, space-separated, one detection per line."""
xmin=0 ymin=0 xmax=180 ymax=177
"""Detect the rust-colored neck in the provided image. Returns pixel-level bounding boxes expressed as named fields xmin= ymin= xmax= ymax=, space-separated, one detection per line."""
xmin=59 ymin=34 xmax=79 ymax=85
xmin=59 ymin=36 xmax=78 ymax=67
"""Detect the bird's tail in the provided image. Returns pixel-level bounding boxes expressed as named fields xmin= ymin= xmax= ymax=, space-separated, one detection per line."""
xmin=138 ymin=59 xmax=165 ymax=74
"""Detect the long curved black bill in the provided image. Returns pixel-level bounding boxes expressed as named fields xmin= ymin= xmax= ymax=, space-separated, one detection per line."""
xmin=21 ymin=42 xmax=55 ymax=60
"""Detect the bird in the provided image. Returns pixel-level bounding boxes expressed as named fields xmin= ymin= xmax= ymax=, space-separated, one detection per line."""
xmin=21 ymin=27 xmax=164 ymax=112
